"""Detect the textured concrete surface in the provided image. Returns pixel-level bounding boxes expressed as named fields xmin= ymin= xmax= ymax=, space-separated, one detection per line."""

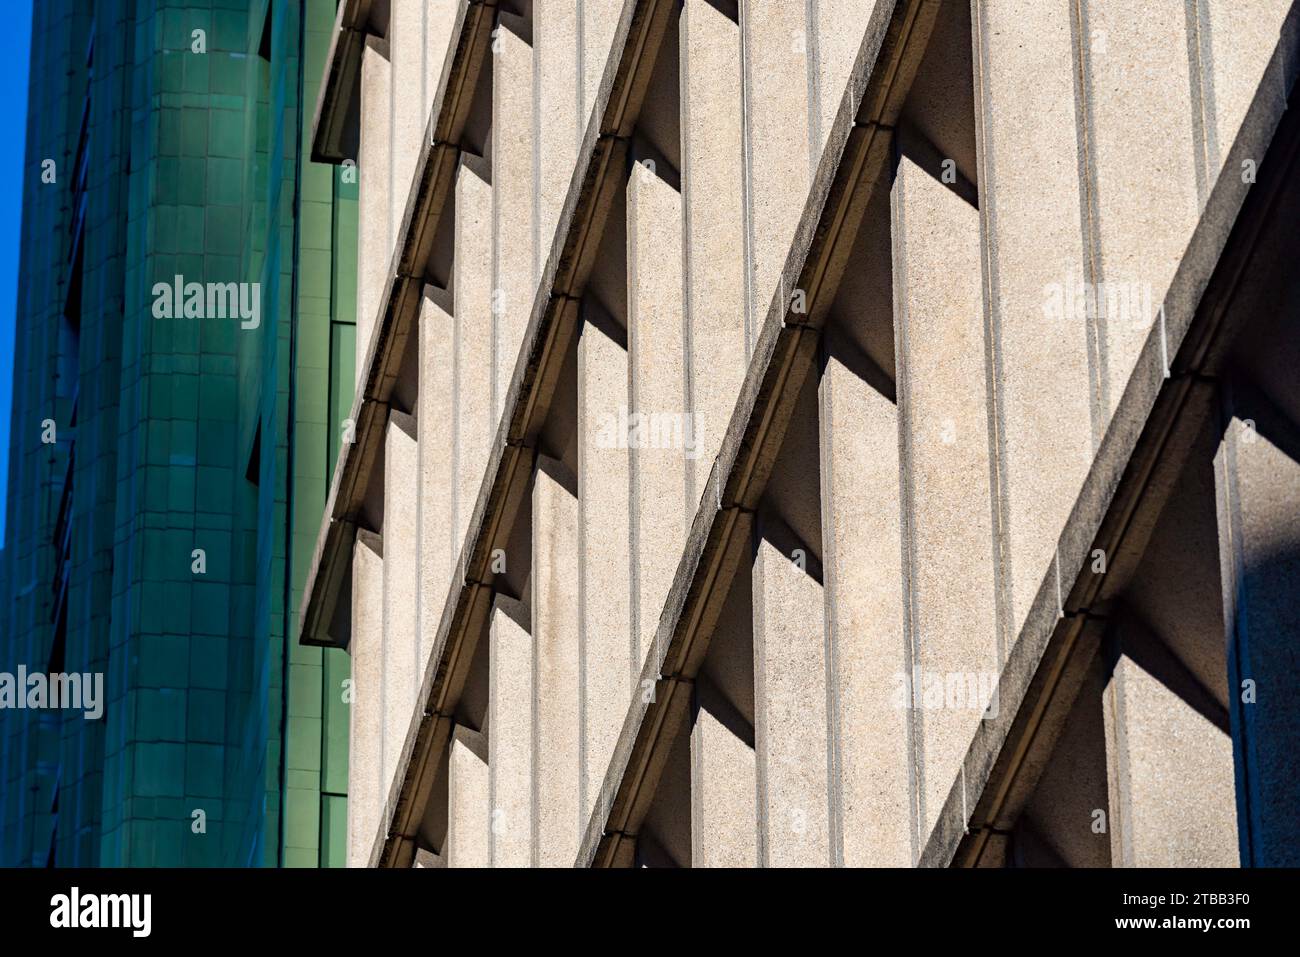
xmin=681 ymin=0 xmax=746 ymax=509
xmin=740 ymin=1 xmax=812 ymax=338
xmin=418 ymin=287 xmax=456 ymax=670
xmin=811 ymin=0 xmax=879 ymax=158
xmin=453 ymin=155 xmax=494 ymax=551
xmin=892 ymin=151 xmax=996 ymax=844
xmin=1082 ymin=2 xmax=1199 ymax=425
xmin=1019 ymin=655 xmax=1112 ymax=868
xmin=534 ymin=0 xmax=581 ymax=286
xmin=1200 ymin=1 xmax=1294 ymax=197
xmin=818 ymin=340 xmax=908 ymax=866
xmin=488 ymin=595 xmax=534 ymax=866
xmin=532 ymin=455 xmax=582 ymax=866
xmin=1103 ymin=650 xmax=1238 ymax=867
xmin=447 ymin=725 xmax=492 ymax=867
xmin=973 ymin=0 xmax=1093 ymax=644
xmin=493 ymin=13 xmax=536 ymax=422
xmin=627 ymin=155 xmax=687 ymax=666
xmin=347 ymin=530 xmax=384 ymax=868
xmin=357 ymin=37 xmax=391 ymax=387
xmin=690 ymin=677 xmax=758 ymax=867
xmin=426 ymin=1 xmax=459 ymax=118
xmin=752 ymin=517 xmax=831 ymax=866
xmin=1215 ymin=408 xmax=1300 ymax=865
xmin=577 ymin=303 xmax=633 ymax=821
xmin=390 ymin=0 xmax=427 ymax=250
xmin=381 ymin=412 xmax=420 ymax=799
xmin=313 ymin=0 xmax=1300 ymax=868
xmin=581 ymin=0 xmax=624 ymax=137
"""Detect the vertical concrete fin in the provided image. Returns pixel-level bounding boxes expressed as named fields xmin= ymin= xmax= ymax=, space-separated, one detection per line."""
xmin=690 ymin=676 xmax=758 ymax=867
xmin=576 ymin=300 xmax=632 ymax=823
xmin=1081 ymin=2 xmax=1200 ymax=428
xmin=817 ymin=334 xmax=908 ymax=866
xmin=531 ymin=455 xmax=582 ymax=866
xmin=418 ymin=286 xmax=457 ymax=672
xmin=534 ymin=0 xmax=582 ymax=286
xmin=453 ymin=156 xmax=495 ymax=553
xmin=425 ymin=0 xmax=460 ymax=119
xmin=447 ymin=724 xmax=492 ymax=867
xmin=891 ymin=150 xmax=996 ymax=850
xmin=751 ymin=514 xmax=832 ymax=866
xmin=1214 ymin=403 xmax=1300 ymax=865
xmin=740 ymin=0 xmax=813 ymax=348
xmin=1196 ymin=0 xmax=1296 ymax=199
xmin=492 ymin=13 xmax=537 ymax=423
xmin=681 ymin=0 xmax=746 ymax=515
xmin=347 ymin=530 xmax=384 ymax=868
xmin=627 ymin=150 xmax=687 ymax=670
xmin=489 ymin=593 xmax=534 ymax=867
xmin=810 ymin=0 xmax=878 ymax=163
xmin=972 ymin=0 xmax=1091 ymax=641
xmin=381 ymin=412 xmax=419 ymax=799
xmin=580 ymin=0 xmax=624 ymax=140
xmin=357 ymin=37 xmax=392 ymax=388
xmin=1102 ymin=642 xmax=1238 ymax=867
xmin=390 ymin=0 xmax=427 ymax=249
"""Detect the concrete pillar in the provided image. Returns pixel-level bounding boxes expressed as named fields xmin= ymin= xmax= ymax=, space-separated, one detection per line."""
xmin=690 ymin=677 xmax=758 ymax=867
xmin=640 ymin=719 xmax=693 ymax=867
xmin=390 ymin=0 xmax=427 ymax=250
xmin=1215 ymin=403 xmax=1300 ymax=865
xmin=1196 ymin=0 xmax=1294 ymax=200
xmin=453 ymin=155 xmax=495 ymax=551
xmin=810 ymin=0 xmax=877 ymax=158
xmin=382 ymin=411 xmax=419 ymax=795
xmin=576 ymin=301 xmax=632 ymax=822
xmin=1077 ymin=2 xmax=1200 ymax=424
xmin=357 ymin=37 xmax=391 ymax=387
xmin=580 ymin=0 xmax=623 ymax=135
xmin=346 ymin=530 xmax=384 ymax=868
xmin=492 ymin=12 xmax=536 ymax=421
xmin=817 ymin=338 xmax=908 ymax=866
xmin=425 ymin=1 xmax=459 ymax=117
xmin=891 ymin=151 xmax=997 ymax=847
xmin=418 ymin=287 xmax=456 ymax=669
xmin=751 ymin=516 xmax=831 ymax=866
xmin=690 ymin=555 xmax=758 ymax=867
xmin=488 ymin=595 xmax=533 ymax=866
xmin=627 ymin=154 xmax=686 ymax=666
xmin=740 ymin=0 xmax=812 ymax=338
xmin=531 ymin=455 xmax=582 ymax=866
xmin=447 ymin=725 xmax=491 ymax=868
xmin=1102 ymin=648 xmax=1239 ymax=867
xmin=681 ymin=0 xmax=746 ymax=507
xmin=972 ymin=0 xmax=1091 ymax=638
xmin=534 ymin=0 xmax=581 ymax=286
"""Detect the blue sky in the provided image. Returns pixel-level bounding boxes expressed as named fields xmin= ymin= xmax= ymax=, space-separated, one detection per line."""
xmin=0 ymin=0 xmax=32 ymax=545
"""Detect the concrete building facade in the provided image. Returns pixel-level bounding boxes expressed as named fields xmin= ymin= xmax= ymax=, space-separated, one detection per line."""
xmin=303 ymin=0 xmax=1300 ymax=867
